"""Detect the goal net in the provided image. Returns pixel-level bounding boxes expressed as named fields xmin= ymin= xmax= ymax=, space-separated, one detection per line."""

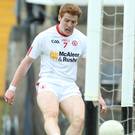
xmin=85 ymin=0 xmax=135 ymax=135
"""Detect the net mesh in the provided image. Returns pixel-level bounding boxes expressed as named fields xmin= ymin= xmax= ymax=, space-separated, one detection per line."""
xmin=100 ymin=6 xmax=135 ymax=134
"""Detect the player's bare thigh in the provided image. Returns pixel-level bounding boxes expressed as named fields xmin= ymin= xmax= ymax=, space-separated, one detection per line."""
xmin=37 ymin=91 xmax=59 ymax=119
xmin=60 ymin=95 xmax=85 ymax=122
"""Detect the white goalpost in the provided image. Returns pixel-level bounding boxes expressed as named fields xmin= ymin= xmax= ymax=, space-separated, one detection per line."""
xmin=26 ymin=0 xmax=124 ymax=6
xmin=121 ymin=0 xmax=135 ymax=108
xmin=84 ymin=0 xmax=102 ymax=102
xmin=26 ymin=0 xmax=88 ymax=5
xmin=84 ymin=2 xmax=102 ymax=134
xmin=121 ymin=1 xmax=135 ymax=134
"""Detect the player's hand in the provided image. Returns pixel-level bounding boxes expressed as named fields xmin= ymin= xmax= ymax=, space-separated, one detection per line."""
xmin=4 ymin=90 xmax=15 ymax=105
xmin=99 ymin=96 xmax=107 ymax=113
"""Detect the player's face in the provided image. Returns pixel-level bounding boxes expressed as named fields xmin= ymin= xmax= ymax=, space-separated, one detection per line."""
xmin=58 ymin=13 xmax=78 ymax=36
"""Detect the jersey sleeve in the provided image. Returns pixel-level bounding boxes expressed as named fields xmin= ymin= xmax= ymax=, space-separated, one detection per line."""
xmin=27 ymin=34 xmax=43 ymax=59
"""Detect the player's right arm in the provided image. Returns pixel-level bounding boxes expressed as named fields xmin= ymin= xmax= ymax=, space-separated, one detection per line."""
xmin=4 ymin=55 xmax=34 ymax=105
xmin=4 ymin=32 xmax=43 ymax=104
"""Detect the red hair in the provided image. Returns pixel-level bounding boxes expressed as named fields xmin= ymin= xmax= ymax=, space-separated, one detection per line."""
xmin=59 ymin=4 xmax=82 ymax=18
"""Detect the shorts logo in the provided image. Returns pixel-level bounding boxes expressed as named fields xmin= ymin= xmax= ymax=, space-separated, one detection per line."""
xmin=50 ymin=51 xmax=59 ymax=60
xmin=39 ymin=84 xmax=46 ymax=89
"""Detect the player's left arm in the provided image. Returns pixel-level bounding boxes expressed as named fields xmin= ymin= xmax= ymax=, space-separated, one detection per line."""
xmin=99 ymin=96 xmax=107 ymax=113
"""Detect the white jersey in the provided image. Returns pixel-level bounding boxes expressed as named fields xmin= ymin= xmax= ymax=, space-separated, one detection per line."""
xmin=28 ymin=25 xmax=87 ymax=82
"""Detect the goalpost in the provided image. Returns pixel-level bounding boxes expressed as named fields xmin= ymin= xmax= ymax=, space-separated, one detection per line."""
xmin=25 ymin=0 xmax=135 ymax=135
xmin=121 ymin=1 xmax=135 ymax=134
xmin=84 ymin=1 xmax=102 ymax=134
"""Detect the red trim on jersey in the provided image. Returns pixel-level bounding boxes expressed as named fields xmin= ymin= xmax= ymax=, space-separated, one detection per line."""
xmin=56 ymin=24 xmax=68 ymax=37
xmin=27 ymin=46 xmax=33 ymax=55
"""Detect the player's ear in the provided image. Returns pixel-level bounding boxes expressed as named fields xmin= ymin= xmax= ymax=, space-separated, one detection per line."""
xmin=58 ymin=15 xmax=61 ymax=22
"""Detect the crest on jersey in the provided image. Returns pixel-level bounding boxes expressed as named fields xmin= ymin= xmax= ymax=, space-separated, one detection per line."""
xmin=72 ymin=40 xmax=78 ymax=46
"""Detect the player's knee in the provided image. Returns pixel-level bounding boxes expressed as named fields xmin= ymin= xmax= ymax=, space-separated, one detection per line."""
xmin=44 ymin=111 xmax=58 ymax=121
xmin=71 ymin=115 xmax=84 ymax=129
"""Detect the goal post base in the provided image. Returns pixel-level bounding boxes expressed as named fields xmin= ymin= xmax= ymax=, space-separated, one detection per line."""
xmin=121 ymin=107 xmax=133 ymax=135
xmin=85 ymin=101 xmax=98 ymax=135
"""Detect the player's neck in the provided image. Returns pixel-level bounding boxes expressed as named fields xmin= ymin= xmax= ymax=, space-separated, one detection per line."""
xmin=56 ymin=24 xmax=68 ymax=37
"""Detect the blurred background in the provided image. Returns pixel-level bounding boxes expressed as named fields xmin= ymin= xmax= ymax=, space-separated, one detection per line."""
xmin=0 ymin=0 xmax=134 ymax=135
